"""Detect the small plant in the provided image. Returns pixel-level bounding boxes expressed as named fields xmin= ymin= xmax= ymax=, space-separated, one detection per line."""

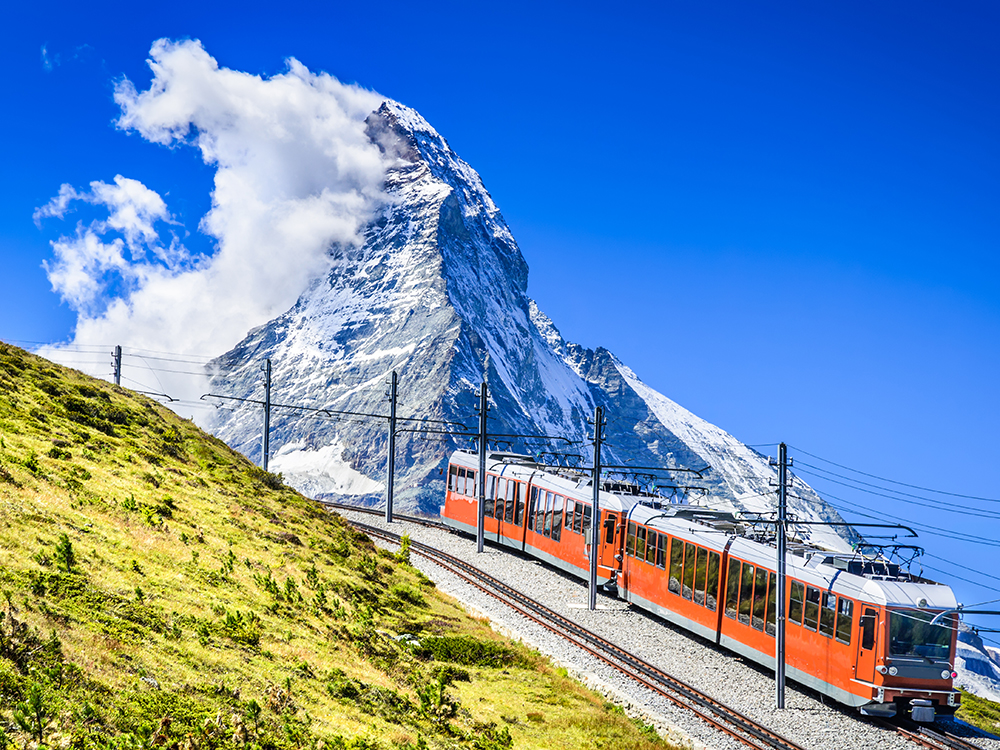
xmin=471 ymin=722 xmax=513 ymax=750
xmin=245 ymin=699 xmax=263 ymax=735
xmin=22 ymin=452 xmax=41 ymax=475
xmin=53 ymin=533 xmax=75 ymax=573
xmin=417 ymin=671 xmax=458 ymax=726
xmin=120 ymin=493 xmax=138 ymax=511
xmin=134 ymin=585 xmax=145 ymax=602
xmin=131 ymin=559 xmax=144 ymax=575
xmin=47 ymin=446 xmax=71 ymax=460
xmin=396 ymin=533 xmax=411 ymax=564
xmin=13 ymin=682 xmax=51 ymax=744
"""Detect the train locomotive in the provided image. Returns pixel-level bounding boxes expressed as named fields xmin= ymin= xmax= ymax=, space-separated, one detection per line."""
xmin=441 ymin=450 xmax=962 ymax=722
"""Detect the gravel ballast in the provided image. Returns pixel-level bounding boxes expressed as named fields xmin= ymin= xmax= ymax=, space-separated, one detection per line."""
xmin=339 ymin=509 xmax=1000 ymax=750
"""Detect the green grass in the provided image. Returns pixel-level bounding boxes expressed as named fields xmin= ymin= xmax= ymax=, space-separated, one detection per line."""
xmin=957 ymin=689 xmax=1000 ymax=737
xmin=0 ymin=343 xmax=682 ymax=750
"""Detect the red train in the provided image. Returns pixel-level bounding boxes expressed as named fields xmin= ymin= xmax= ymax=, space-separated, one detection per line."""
xmin=442 ymin=450 xmax=962 ymax=722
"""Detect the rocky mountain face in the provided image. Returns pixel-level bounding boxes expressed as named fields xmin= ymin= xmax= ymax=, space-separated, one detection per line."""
xmin=206 ymin=101 xmax=851 ymax=552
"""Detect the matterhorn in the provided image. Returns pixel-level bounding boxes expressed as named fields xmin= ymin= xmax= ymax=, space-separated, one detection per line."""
xmin=207 ymin=100 xmax=850 ymax=552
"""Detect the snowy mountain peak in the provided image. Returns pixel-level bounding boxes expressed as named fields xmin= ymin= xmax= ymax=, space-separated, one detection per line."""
xmin=207 ymin=98 xmax=855 ymax=554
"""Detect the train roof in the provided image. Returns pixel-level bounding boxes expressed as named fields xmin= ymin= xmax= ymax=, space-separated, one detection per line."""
xmin=448 ymin=450 xmax=678 ymax=514
xmin=627 ymin=503 xmax=958 ymax=611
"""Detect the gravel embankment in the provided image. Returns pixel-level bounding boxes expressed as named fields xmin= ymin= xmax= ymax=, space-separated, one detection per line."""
xmin=338 ymin=510 xmax=1000 ymax=750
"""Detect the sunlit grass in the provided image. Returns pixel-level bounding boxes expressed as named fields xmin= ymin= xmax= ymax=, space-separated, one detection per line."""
xmin=0 ymin=342 xmax=680 ymax=750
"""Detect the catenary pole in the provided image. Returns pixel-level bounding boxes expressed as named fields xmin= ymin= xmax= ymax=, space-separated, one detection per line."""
xmin=775 ymin=442 xmax=789 ymax=709
xmin=112 ymin=345 xmax=122 ymax=386
xmin=385 ymin=370 xmax=398 ymax=523
xmin=589 ymin=405 xmax=604 ymax=611
xmin=261 ymin=359 xmax=271 ymax=471
xmin=477 ymin=381 xmax=488 ymax=553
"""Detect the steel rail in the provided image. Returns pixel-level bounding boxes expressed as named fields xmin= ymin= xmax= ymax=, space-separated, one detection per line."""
xmin=347 ymin=518 xmax=807 ymax=750
xmin=321 ymin=501 xmax=450 ymax=530
xmin=879 ymin=719 xmax=988 ymax=750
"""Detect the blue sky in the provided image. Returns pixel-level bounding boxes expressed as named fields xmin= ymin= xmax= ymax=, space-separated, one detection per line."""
xmin=2 ymin=2 xmax=999 ymax=639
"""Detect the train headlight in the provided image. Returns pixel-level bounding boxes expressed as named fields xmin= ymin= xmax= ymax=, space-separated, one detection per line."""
xmin=941 ymin=670 xmax=952 ymax=679
xmin=888 ymin=666 xmax=898 ymax=676
xmin=876 ymin=665 xmax=888 ymax=675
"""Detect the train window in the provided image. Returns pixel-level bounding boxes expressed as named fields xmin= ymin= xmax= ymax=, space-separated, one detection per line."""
xmin=738 ymin=563 xmax=754 ymax=625
xmin=645 ymin=529 xmax=657 ymax=564
xmin=706 ymin=551 xmax=720 ymax=611
xmin=836 ymin=597 xmax=853 ymax=645
xmin=752 ymin=567 xmax=768 ymax=631
xmin=683 ymin=543 xmax=697 ymax=600
xmin=551 ymin=495 xmax=564 ymax=542
xmin=573 ymin=502 xmax=583 ymax=533
xmin=514 ymin=484 xmax=525 ymax=527
xmin=540 ymin=492 xmax=552 ymax=537
xmin=789 ymin=581 xmax=804 ymax=625
xmin=527 ymin=487 xmax=537 ymax=529
xmin=636 ymin=526 xmax=647 ymax=563
xmin=486 ymin=473 xmax=495 ymax=500
xmin=804 ymin=586 xmax=821 ymax=630
xmin=724 ymin=559 xmax=740 ymax=618
xmin=766 ymin=572 xmax=777 ymax=636
xmin=819 ymin=593 xmax=836 ymax=638
xmin=606 ymin=515 xmax=617 ymax=546
xmin=669 ymin=538 xmax=684 ymax=595
xmin=448 ymin=465 xmax=457 ymax=492
xmin=565 ymin=500 xmax=575 ymax=532
xmin=627 ymin=522 xmax=637 ymax=558
xmin=889 ymin=610 xmax=952 ymax=661
xmin=505 ymin=482 xmax=517 ymax=524
xmin=466 ymin=469 xmax=476 ymax=495
xmin=457 ymin=467 xmax=466 ymax=494
xmin=860 ymin=608 xmax=877 ymax=651
xmin=656 ymin=534 xmax=667 ymax=570
xmin=534 ymin=489 xmax=545 ymax=533
xmin=693 ymin=547 xmax=707 ymax=606
xmin=582 ymin=505 xmax=592 ymax=536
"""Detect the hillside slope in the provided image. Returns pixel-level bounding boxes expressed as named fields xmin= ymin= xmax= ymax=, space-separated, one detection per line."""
xmin=0 ymin=343 xmax=675 ymax=750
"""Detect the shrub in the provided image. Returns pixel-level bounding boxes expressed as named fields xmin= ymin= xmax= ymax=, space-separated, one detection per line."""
xmin=53 ymin=534 xmax=75 ymax=574
xmin=412 ymin=636 xmax=529 ymax=668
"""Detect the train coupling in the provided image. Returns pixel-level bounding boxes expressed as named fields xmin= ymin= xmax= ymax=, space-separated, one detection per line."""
xmin=910 ymin=699 xmax=935 ymax=723
xmin=599 ymin=570 xmax=620 ymax=598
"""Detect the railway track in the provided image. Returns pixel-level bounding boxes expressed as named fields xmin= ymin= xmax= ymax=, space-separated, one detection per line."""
xmin=882 ymin=719 xmax=987 ymax=750
xmin=330 ymin=505 xmax=989 ymax=750
xmin=348 ymin=516 xmax=807 ymax=750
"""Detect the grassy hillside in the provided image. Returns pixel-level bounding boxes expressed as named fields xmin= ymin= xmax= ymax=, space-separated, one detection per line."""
xmin=0 ymin=343 xmax=676 ymax=750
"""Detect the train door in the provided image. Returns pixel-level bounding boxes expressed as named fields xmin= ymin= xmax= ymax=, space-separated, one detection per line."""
xmin=498 ymin=478 xmax=518 ymax=545
xmin=856 ymin=606 xmax=880 ymax=683
xmin=599 ymin=512 xmax=619 ymax=568
xmin=483 ymin=473 xmax=500 ymax=540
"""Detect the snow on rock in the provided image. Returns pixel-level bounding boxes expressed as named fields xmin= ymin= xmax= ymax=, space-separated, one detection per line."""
xmin=270 ymin=440 xmax=384 ymax=500
xmin=957 ymin=624 xmax=1000 ymax=704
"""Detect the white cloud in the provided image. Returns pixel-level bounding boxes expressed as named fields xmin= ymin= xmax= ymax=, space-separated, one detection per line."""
xmin=38 ymin=39 xmax=389 ymax=410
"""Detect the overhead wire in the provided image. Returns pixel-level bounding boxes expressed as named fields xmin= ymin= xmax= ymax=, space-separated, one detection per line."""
xmin=789 ymin=444 xmax=1000 ymax=503
xmin=796 ymin=467 xmax=1000 ymax=521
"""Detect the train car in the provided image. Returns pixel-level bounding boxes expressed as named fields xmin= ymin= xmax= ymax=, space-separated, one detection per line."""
xmin=622 ymin=503 xmax=960 ymax=721
xmin=442 ymin=450 xmax=962 ymax=722
xmin=441 ymin=450 xmax=663 ymax=587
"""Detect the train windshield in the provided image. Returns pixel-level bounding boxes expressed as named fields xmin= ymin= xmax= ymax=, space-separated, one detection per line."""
xmin=888 ymin=609 xmax=952 ymax=661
